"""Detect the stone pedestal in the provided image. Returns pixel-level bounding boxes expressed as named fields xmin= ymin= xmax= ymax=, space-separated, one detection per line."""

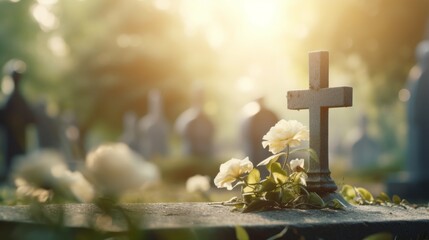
xmin=0 ymin=203 xmax=428 ymax=240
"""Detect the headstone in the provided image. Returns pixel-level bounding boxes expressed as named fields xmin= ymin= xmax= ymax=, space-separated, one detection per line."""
xmin=175 ymin=87 xmax=215 ymax=158
xmin=119 ymin=111 xmax=139 ymax=152
xmin=240 ymin=97 xmax=278 ymax=165
xmin=407 ymin=40 xmax=429 ymax=182
xmin=33 ymin=100 xmax=62 ymax=150
xmin=387 ymin=40 xmax=429 ymax=201
xmin=137 ymin=90 xmax=169 ymax=159
xmin=0 ymin=59 xmax=36 ymax=178
xmin=287 ymin=51 xmax=353 ymax=197
xmin=350 ymin=115 xmax=380 ymax=169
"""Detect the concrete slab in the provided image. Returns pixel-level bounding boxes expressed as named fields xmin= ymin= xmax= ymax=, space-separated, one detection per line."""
xmin=0 ymin=203 xmax=428 ymax=239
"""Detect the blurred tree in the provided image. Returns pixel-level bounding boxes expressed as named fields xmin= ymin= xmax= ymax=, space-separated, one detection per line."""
xmin=284 ymin=0 xmax=429 ymax=159
xmin=55 ymin=1 xmax=217 ymax=140
xmin=1 ymin=0 xmax=428 ymax=158
xmin=0 ymin=1 xmax=58 ymax=100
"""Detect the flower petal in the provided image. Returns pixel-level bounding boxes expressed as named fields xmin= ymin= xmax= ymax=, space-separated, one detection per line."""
xmin=257 ymin=153 xmax=286 ymax=167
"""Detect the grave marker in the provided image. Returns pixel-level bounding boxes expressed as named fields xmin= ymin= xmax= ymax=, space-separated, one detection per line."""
xmin=138 ymin=90 xmax=169 ymax=159
xmin=287 ymin=51 xmax=353 ymax=195
xmin=0 ymin=60 xmax=36 ymax=177
xmin=175 ymin=86 xmax=215 ymax=158
xmin=240 ymin=97 xmax=278 ymax=167
xmin=387 ymin=40 xmax=429 ymax=202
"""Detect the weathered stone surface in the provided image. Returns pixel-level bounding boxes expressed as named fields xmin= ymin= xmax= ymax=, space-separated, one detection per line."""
xmin=0 ymin=203 xmax=428 ymax=239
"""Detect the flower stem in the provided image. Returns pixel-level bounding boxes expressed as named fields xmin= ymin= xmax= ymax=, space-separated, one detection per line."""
xmin=282 ymin=145 xmax=290 ymax=170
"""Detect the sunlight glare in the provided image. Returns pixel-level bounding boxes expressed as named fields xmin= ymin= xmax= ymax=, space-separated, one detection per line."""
xmin=398 ymin=88 xmax=411 ymax=102
xmin=179 ymin=0 xmax=213 ymax=36
xmin=205 ymin=24 xmax=225 ymax=49
xmin=37 ymin=0 xmax=57 ymax=5
xmin=242 ymin=101 xmax=261 ymax=117
xmin=236 ymin=76 xmax=255 ymax=93
xmin=154 ymin=0 xmax=170 ymax=11
xmin=116 ymin=34 xmax=142 ymax=48
xmin=48 ymin=35 xmax=69 ymax=57
xmin=1 ymin=76 xmax=14 ymax=95
xmin=242 ymin=0 xmax=279 ymax=29
xmin=31 ymin=3 xmax=58 ymax=32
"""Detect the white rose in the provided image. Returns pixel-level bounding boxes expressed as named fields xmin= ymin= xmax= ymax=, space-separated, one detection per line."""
xmin=214 ymin=157 xmax=253 ymax=190
xmin=12 ymin=150 xmax=94 ymax=203
xmin=262 ymin=120 xmax=309 ymax=154
xmin=85 ymin=143 xmax=160 ymax=198
xmin=289 ymin=158 xmax=305 ymax=172
xmin=186 ymin=175 xmax=211 ymax=193
xmin=61 ymin=171 xmax=95 ymax=203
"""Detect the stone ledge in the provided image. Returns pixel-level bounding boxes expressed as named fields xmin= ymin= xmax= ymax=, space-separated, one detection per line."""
xmin=0 ymin=203 xmax=428 ymax=239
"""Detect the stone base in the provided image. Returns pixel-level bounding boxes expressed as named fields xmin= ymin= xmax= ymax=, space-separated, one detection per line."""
xmin=387 ymin=172 xmax=429 ymax=203
xmin=0 ymin=203 xmax=429 ymax=240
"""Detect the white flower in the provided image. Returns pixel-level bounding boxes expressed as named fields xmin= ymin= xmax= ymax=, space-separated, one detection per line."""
xmin=262 ymin=119 xmax=309 ymax=154
xmin=15 ymin=178 xmax=52 ymax=203
xmin=85 ymin=143 xmax=160 ymax=198
xmin=290 ymin=158 xmax=305 ymax=172
xmin=186 ymin=175 xmax=211 ymax=193
xmin=61 ymin=171 xmax=95 ymax=203
xmin=214 ymin=157 xmax=253 ymax=190
xmin=12 ymin=150 xmax=94 ymax=203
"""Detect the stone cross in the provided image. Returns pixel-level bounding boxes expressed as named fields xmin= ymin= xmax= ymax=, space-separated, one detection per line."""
xmin=287 ymin=51 xmax=353 ymax=195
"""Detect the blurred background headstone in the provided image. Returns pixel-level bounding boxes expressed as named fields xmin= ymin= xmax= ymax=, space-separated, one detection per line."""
xmin=387 ymin=40 xmax=429 ymax=202
xmin=175 ymin=86 xmax=215 ymax=158
xmin=349 ymin=115 xmax=380 ymax=169
xmin=33 ymin=100 xmax=62 ymax=151
xmin=240 ymin=97 xmax=278 ymax=165
xmin=137 ymin=90 xmax=170 ymax=159
xmin=119 ymin=111 xmax=139 ymax=152
xmin=0 ymin=59 xmax=36 ymax=180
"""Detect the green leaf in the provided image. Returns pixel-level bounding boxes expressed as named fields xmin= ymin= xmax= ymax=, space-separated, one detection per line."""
xmin=259 ymin=179 xmax=277 ymax=192
xmin=269 ymin=162 xmax=288 ymax=184
xmin=246 ymin=169 xmax=261 ymax=185
xmin=307 ymin=192 xmax=325 ymax=207
xmin=257 ymin=153 xmax=286 ymax=167
xmin=340 ymin=184 xmax=356 ymax=198
xmin=376 ymin=192 xmax=391 ymax=203
xmin=356 ymin=187 xmax=374 ymax=203
xmin=243 ymin=193 xmax=256 ymax=203
xmin=265 ymin=191 xmax=281 ymax=202
xmin=291 ymin=172 xmax=305 ymax=185
xmin=362 ymin=232 xmax=393 ymax=240
xmin=327 ymin=199 xmax=347 ymax=210
xmin=233 ymin=203 xmax=246 ymax=209
xmin=242 ymin=199 xmax=275 ymax=213
xmin=243 ymin=185 xmax=254 ymax=193
xmin=289 ymin=148 xmax=319 ymax=163
xmin=281 ymin=188 xmax=297 ymax=204
xmin=235 ymin=226 xmax=250 ymax=240
xmin=392 ymin=195 xmax=401 ymax=204
xmin=340 ymin=185 xmax=358 ymax=204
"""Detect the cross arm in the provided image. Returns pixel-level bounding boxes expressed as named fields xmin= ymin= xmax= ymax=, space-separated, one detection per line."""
xmin=287 ymin=87 xmax=353 ymax=110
